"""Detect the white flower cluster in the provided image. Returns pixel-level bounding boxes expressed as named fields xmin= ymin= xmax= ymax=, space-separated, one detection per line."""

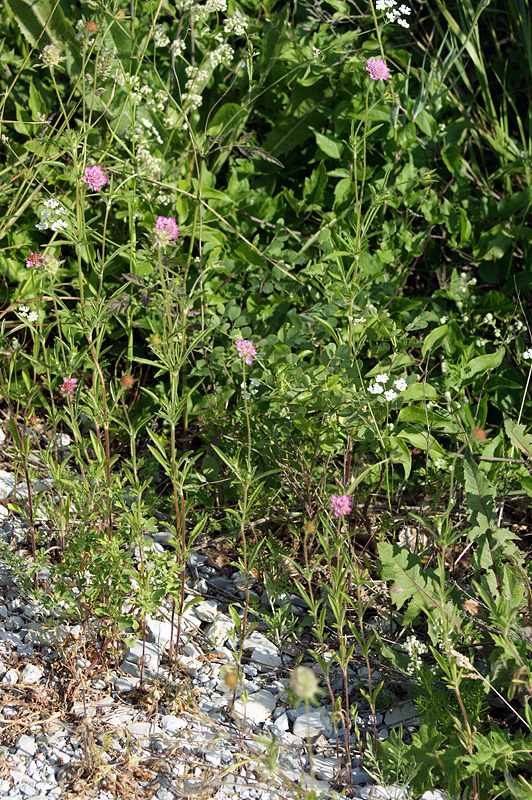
xmin=36 ymin=199 xmax=68 ymax=232
xmin=205 ymin=0 xmax=227 ymax=10
xmin=241 ymin=378 xmax=259 ymax=400
xmin=224 ymin=9 xmax=248 ymax=36
xmin=209 ymin=42 xmax=234 ymax=67
xmin=183 ymin=65 xmax=210 ymax=111
xmin=349 ymin=316 xmax=366 ymax=325
xmin=405 ymin=635 xmax=427 ymax=675
xmin=17 ymin=305 xmax=38 ymax=324
xmin=376 ymin=0 xmax=411 ymax=28
xmin=135 ymin=137 xmax=162 ymax=178
xmin=141 ymin=117 xmax=163 ymax=145
xmin=523 ymin=348 xmax=532 ymax=360
xmin=367 ymin=373 xmax=408 ymax=400
xmin=116 ymin=73 xmax=168 ymax=113
xmin=154 ymin=25 xmax=170 ymax=48
xmin=312 ymin=46 xmax=322 ymax=59
xmin=171 ymin=38 xmax=186 ymax=58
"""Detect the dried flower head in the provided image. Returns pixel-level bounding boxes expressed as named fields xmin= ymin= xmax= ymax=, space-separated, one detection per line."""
xmin=120 ymin=373 xmax=134 ymax=389
xmin=40 ymin=44 xmax=62 ymax=68
xmin=365 ymin=58 xmax=391 ymax=81
xmin=291 ymin=666 xmax=319 ymax=701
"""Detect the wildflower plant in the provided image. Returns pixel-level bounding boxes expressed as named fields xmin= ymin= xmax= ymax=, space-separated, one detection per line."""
xmin=1 ymin=0 xmax=532 ymax=795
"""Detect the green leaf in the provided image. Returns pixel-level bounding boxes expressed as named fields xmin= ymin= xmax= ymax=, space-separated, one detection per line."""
xmin=422 ymin=325 xmax=452 ymax=357
xmin=458 ymin=347 xmax=505 ymax=386
xmin=312 ymin=129 xmax=343 ymax=159
xmin=378 ymin=542 xmax=442 ymax=625
xmin=504 ymin=418 xmax=532 ymax=458
xmin=5 ymin=0 xmax=72 ymax=46
xmin=396 ymin=430 xmax=446 ymax=458
xmin=389 ymin=435 xmax=412 ymax=480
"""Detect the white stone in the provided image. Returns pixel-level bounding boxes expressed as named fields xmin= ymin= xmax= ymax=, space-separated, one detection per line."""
xmin=0 ymin=427 xmax=5 ymax=445
xmin=2 ymin=668 xmax=18 ymax=684
xmin=145 ymin=616 xmax=192 ymax=650
xmin=249 ymin=647 xmax=282 ymax=671
xmin=22 ymin=663 xmax=43 ymax=685
xmin=0 ymin=470 xmax=17 ymax=501
xmin=194 ymin=599 xmax=218 ymax=622
xmin=312 ymin=755 xmax=338 ymax=781
xmin=293 ymin=710 xmax=333 ymax=739
xmin=127 ymin=721 xmax=161 ymax=740
xmin=419 ymin=792 xmax=452 ymax=800
xmin=242 ymin=631 xmax=279 ymax=655
xmin=384 ymin=700 xmax=419 ymax=727
xmin=16 ymin=735 xmax=37 ymax=757
xmin=357 ymin=787 xmax=390 ymax=799
xmin=386 ymin=785 xmax=409 ymax=799
xmin=161 ymin=714 xmax=188 ymax=734
xmin=204 ymin=614 xmax=235 ymax=648
xmin=124 ymin=640 xmax=162 ymax=670
xmin=232 ymin=689 xmax=277 ymax=724
xmin=113 ymin=677 xmax=138 ymax=692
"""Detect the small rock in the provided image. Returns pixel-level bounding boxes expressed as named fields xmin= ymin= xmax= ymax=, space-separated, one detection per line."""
xmin=127 ymin=721 xmax=162 ymax=740
xmin=204 ymin=614 xmax=235 ymax=648
xmin=161 ymin=715 xmax=187 ymax=734
xmin=16 ymin=735 xmax=37 ymax=757
xmin=242 ymin=631 xmax=279 ymax=655
xmin=194 ymin=599 xmax=218 ymax=622
xmin=385 ymin=786 xmax=409 ymax=799
xmin=419 ymin=792 xmax=452 ymax=800
xmin=113 ymin=676 xmax=138 ymax=692
xmin=312 ymin=755 xmax=338 ymax=781
xmin=2 ymin=668 xmax=18 ymax=684
xmin=232 ymin=689 xmax=277 ymax=724
xmin=22 ymin=663 xmax=43 ymax=685
xmin=24 ymin=621 xmax=68 ymax=646
xmin=293 ymin=710 xmax=333 ymax=739
xmin=249 ymin=647 xmax=282 ymax=671
xmin=357 ymin=787 xmax=390 ymax=799
xmin=384 ymin=700 xmax=419 ymax=728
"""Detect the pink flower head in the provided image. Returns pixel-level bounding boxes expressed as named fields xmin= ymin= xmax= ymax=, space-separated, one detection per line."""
xmin=365 ymin=58 xmax=391 ymax=81
xmin=154 ymin=216 xmax=180 ymax=248
xmin=474 ymin=428 xmax=487 ymax=441
xmin=26 ymin=252 xmax=42 ymax=268
xmin=330 ymin=494 xmax=352 ymax=518
xmin=60 ymin=376 xmax=78 ymax=396
xmin=235 ymin=338 xmax=257 ymax=366
xmin=82 ymin=165 xmax=108 ymax=191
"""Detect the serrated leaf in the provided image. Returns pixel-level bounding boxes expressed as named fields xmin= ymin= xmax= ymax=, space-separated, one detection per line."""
xmin=504 ymin=418 xmax=532 ymax=458
xmin=378 ymin=542 xmax=442 ymax=625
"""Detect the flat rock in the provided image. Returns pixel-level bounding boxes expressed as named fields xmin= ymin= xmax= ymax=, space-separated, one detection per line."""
xmin=194 ymin=600 xmax=218 ymax=622
xmin=242 ymin=631 xmax=279 ymax=655
xmin=384 ymin=700 xmax=419 ymax=728
xmin=232 ymin=689 xmax=277 ymax=724
xmin=124 ymin=640 xmax=162 ymax=670
xmin=293 ymin=710 xmax=333 ymax=739
xmin=419 ymin=792 xmax=451 ymax=800
xmin=24 ymin=621 xmax=68 ymax=646
xmin=249 ymin=647 xmax=282 ymax=671
xmin=204 ymin=614 xmax=235 ymax=648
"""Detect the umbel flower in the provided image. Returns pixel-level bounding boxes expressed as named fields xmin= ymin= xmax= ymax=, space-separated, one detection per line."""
xmin=366 ymin=58 xmax=391 ymax=81
xmin=154 ymin=216 xmax=180 ymax=248
xmin=82 ymin=165 xmax=108 ymax=191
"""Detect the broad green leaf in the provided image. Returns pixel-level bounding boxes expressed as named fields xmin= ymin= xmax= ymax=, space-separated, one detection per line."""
xmin=458 ymin=347 xmax=505 ymax=385
xmin=422 ymin=325 xmax=451 ymax=357
xmin=396 ymin=430 xmax=446 ymax=458
xmin=313 ymin=130 xmax=343 ymax=159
